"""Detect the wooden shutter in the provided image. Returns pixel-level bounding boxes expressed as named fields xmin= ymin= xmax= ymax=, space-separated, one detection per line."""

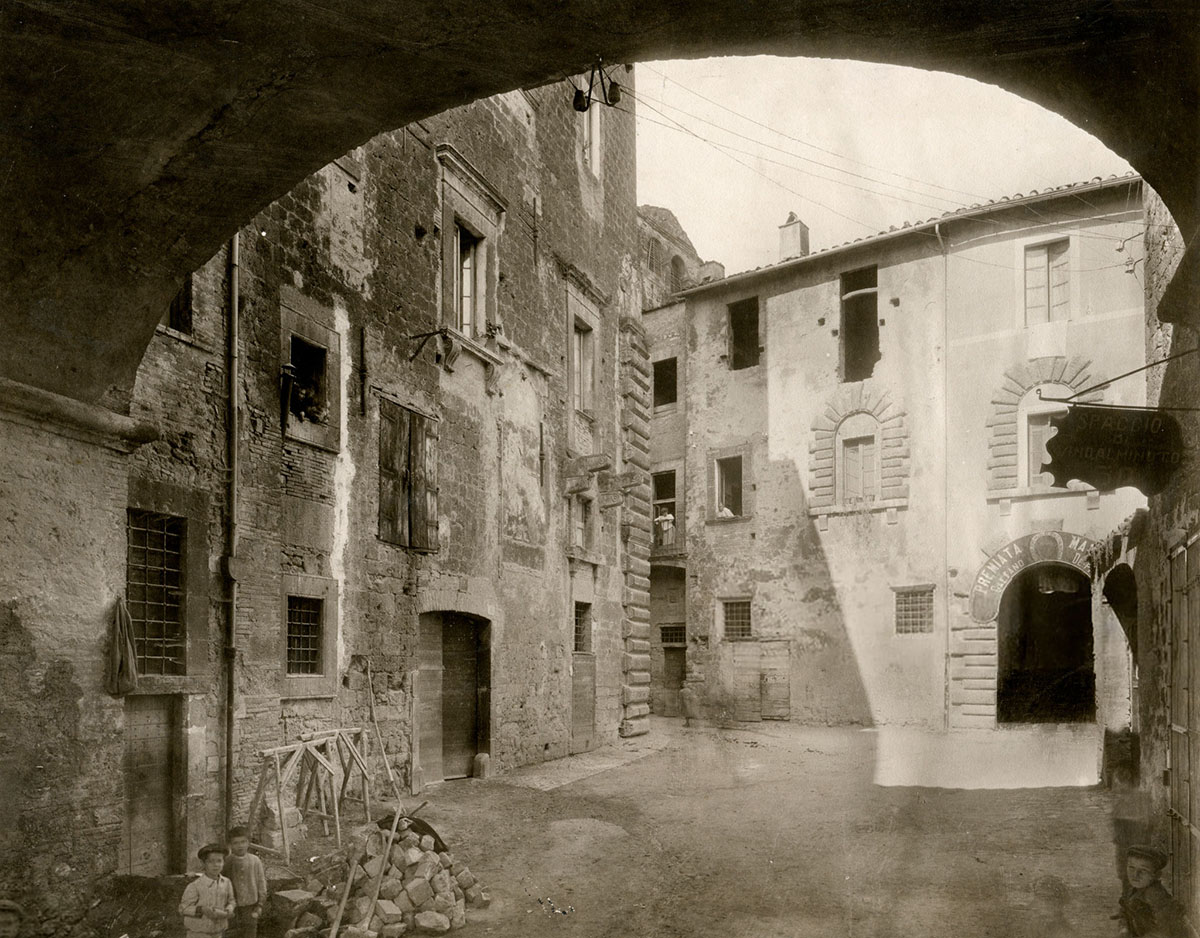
xmin=1024 ymin=244 xmax=1049 ymax=325
xmin=1048 ymin=241 xmax=1070 ymax=321
xmin=1028 ymin=416 xmax=1050 ymax=485
xmin=378 ymin=400 xmax=411 ymax=546
xmin=842 ymin=439 xmax=863 ymax=501
xmin=408 ymin=411 xmax=439 ymax=551
xmin=861 ymin=437 xmax=877 ymax=500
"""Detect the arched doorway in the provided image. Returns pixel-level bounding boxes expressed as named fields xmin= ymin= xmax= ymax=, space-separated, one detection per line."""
xmin=997 ymin=563 xmax=1095 ymax=724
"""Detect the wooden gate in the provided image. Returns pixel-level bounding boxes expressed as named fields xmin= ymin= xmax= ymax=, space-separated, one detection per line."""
xmin=662 ymin=647 xmax=686 ymax=717
xmin=732 ymin=642 xmax=763 ymax=722
xmin=123 ymin=695 xmax=179 ymax=875
xmin=760 ymin=640 xmax=791 ymax=721
xmin=442 ymin=615 xmax=478 ymax=780
xmin=571 ymin=655 xmax=596 ymax=754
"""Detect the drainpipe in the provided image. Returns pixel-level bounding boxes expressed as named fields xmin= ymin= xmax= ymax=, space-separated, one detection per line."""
xmin=224 ymin=233 xmax=241 ymax=829
xmin=936 ymin=222 xmax=951 ymax=731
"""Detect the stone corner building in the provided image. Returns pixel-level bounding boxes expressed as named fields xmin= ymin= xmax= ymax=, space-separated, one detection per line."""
xmin=0 ymin=80 xmax=649 ymax=928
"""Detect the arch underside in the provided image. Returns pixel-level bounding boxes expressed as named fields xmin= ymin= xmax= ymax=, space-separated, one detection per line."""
xmin=3 ymin=0 xmax=1197 ymax=406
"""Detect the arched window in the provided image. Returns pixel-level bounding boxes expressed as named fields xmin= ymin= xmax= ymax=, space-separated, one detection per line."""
xmin=670 ymin=255 xmax=687 ymax=293
xmin=835 ymin=412 xmax=881 ymax=505
xmin=1017 ymin=384 xmax=1071 ymax=487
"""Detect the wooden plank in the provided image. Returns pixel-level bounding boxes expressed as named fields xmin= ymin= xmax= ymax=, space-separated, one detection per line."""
xmin=733 ymin=642 xmax=762 ymax=722
xmin=760 ymin=640 xmax=791 ymax=721
xmin=410 ymin=411 xmax=429 ymax=549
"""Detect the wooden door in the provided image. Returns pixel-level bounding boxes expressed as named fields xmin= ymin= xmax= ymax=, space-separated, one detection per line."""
xmin=416 ymin=614 xmax=444 ymax=785
xmin=124 ymin=695 xmax=178 ymax=875
xmin=441 ymin=615 xmax=478 ymax=779
xmin=571 ymin=655 xmax=596 ymax=753
xmin=760 ymin=640 xmax=791 ymax=720
xmin=732 ymin=642 xmax=763 ymax=722
xmin=662 ymin=647 xmax=686 ymax=717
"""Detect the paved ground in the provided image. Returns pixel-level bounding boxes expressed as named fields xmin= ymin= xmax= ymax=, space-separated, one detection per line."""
xmin=412 ymin=718 xmax=1123 ymax=938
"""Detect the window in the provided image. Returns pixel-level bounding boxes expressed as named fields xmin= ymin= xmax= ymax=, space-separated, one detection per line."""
xmin=660 ymin=625 xmax=686 ymax=645
xmin=728 ymin=297 xmax=760 ymax=370
xmin=653 ymin=358 xmax=678 ymax=408
xmin=670 ymin=256 xmax=687 ymax=293
xmin=723 ymin=600 xmax=752 ymax=640
xmin=841 ymin=435 xmax=878 ymax=504
xmin=894 ymin=586 xmax=934 ymax=634
xmin=582 ymin=104 xmax=601 ymax=173
xmin=378 ymin=399 xmax=439 ymax=550
xmin=646 ymin=238 xmax=662 ymax=277
xmin=454 ymin=224 xmax=481 ymax=335
xmin=126 ymin=509 xmax=186 ymax=675
xmin=166 ymin=273 xmax=193 ymax=335
xmin=841 ymin=266 xmax=879 ymax=382
xmin=288 ymin=335 xmax=329 ymax=424
xmin=1024 ymin=239 xmax=1070 ymax=325
xmin=286 ymin=596 xmax=324 ymax=674
xmin=574 ymin=602 xmax=593 ymax=653
xmin=572 ymin=495 xmax=593 ymax=550
xmin=572 ymin=320 xmax=595 ymax=414
xmin=716 ymin=456 xmax=743 ymax=518
xmin=652 ymin=471 xmax=677 ymax=548
xmin=1018 ymin=385 xmax=1070 ymax=487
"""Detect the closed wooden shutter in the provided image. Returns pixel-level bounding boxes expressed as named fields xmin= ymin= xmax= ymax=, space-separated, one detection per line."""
xmin=843 ymin=436 xmax=875 ymax=501
xmin=378 ymin=400 xmax=411 ymax=546
xmin=1048 ymin=241 xmax=1070 ymax=321
xmin=1025 ymin=244 xmax=1049 ymax=325
xmin=1028 ymin=415 xmax=1052 ymax=485
xmin=409 ymin=412 xmax=439 ymax=551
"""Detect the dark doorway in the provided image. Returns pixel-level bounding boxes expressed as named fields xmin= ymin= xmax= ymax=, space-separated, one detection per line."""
xmin=123 ymin=695 xmax=179 ymax=874
xmin=997 ymin=564 xmax=1095 ymax=724
xmin=662 ymin=647 xmax=686 ymax=717
xmin=417 ymin=612 xmax=489 ymax=782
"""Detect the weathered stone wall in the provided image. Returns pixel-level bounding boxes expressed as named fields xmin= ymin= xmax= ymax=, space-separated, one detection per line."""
xmin=0 ymin=76 xmax=640 ymax=931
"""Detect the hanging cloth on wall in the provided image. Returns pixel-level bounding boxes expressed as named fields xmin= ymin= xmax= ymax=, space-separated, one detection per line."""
xmin=104 ymin=596 xmax=139 ymax=697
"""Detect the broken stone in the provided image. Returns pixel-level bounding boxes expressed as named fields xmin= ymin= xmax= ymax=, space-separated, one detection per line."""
xmin=284 ymin=928 xmax=320 ymax=938
xmin=419 ymin=835 xmax=436 ymax=852
xmin=392 ymin=891 xmax=415 ymax=913
xmin=353 ymin=895 xmax=375 ymax=922
xmin=380 ymin=879 xmax=405 ymax=901
xmin=272 ymin=889 xmax=318 ymax=924
xmin=340 ymin=927 xmax=371 ymax=938
xmin=448 ymin=862 xmax=466 ymax=877
xmin=437 ymin=852 xmax=453 ymax=869
xmin=418 ymin=896 xmax=437 ymax=912
xmin=400 ymin=833 xmax=420 ymax=850
xmin=450 ymin=898 xmax=466 ymax=930
xmin=405 ymin=879 xmax=434 ymax=907
xmin=381 ymin=926 xmax=407 ymax=938
xmin=401 ymin=846 xmax=424 ymax=867
xmin=463 ymin=885 xmax=481 ymax=906
xmin=364 ymin=855 xmax=388 ymax=879
xmin=430 ymin=870 xmax=453 ymax=897
xmin=370 ymin=914 xmax=385 ymax=933
xmin=454 ymin=870 xmax=475 ymax=890
xmin=432 ymin=894 xmax=454 ymax=915
xmin=414 ymin=910 xmax=451 ymax=934
xmin=377 ymin=899 xmax=405 ymax=924
xmin=296 ymin=911 xmax=323 ymax=928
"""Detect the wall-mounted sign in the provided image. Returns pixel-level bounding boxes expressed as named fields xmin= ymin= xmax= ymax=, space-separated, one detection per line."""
xmin=1044 ymin=405 xmax=1186 ymax=496
xmin=969 ymin=531 xmax=1098 ymax=623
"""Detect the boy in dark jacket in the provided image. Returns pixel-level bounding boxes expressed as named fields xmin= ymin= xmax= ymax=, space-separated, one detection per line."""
xmin=1118 ymin=845 xmax=1185 ymax=938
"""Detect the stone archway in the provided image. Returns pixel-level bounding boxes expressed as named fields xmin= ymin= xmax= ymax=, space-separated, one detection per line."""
xmin=3 ymin=2 xmax=1197 ymax=406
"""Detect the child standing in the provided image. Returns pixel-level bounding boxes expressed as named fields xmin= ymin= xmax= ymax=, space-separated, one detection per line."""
xmin=1118 ymin=845 xmax=1186 ymax=938
xmin=224 ymin=826 xmax=268 ymax=938
xmin=179 ymin=844 xmax=236 ymax=937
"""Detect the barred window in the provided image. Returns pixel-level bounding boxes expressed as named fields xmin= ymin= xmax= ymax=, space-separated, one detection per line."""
xmin=126 ymin=509 xmax=186 ymax=675
xmin=286 ymin=596 xmax=324 ymax=674
xmin=660 ymin=625 xmax=686 ymax=645
xmin=723 ymin=600 xmax=752 ymax=640
xmin=894 ymin=586 xmax=934 ymax=634
xmin=574 ymin=602 xmax=592 ymax=653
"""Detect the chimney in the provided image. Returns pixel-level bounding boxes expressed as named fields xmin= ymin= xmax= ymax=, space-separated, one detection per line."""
xmin=779 ymin=212 xmax=810 ymax=262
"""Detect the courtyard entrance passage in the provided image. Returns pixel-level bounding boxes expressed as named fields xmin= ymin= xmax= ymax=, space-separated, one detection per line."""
xmin=997 ymin=563 xmax=1095 ymax=724
xmin=418 ymin=612 xmax=489 ymax=782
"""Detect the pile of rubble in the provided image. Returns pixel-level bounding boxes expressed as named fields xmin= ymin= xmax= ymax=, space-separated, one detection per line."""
xmin=271 ymin=816 xmax=490 ymax=938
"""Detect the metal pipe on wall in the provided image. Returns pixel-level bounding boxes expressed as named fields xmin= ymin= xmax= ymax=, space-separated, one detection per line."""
xmin=224 ymin=233 xmax=241 ymax=829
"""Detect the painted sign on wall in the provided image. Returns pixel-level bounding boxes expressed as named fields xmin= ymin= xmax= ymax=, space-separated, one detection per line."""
xmin=970 ymin=531 xmax=1098 ymax=622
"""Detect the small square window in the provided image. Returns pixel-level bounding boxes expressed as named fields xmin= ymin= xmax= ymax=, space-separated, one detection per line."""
xmin=289 ymin=335 xmax=329 ymax=424
xmin=894 ymin=587 xmax=934 ymax=634
xmin=660 ymin=625 xmax=686 ymax=645
xmin=723 ymin=600 xmax=752 ymax=640
xmin=286 ymin=596 xmax=324 ymax=674
xmin=574 ymin=602 xmax=592 ymax=653
xmin=728 ymin=298 xmax=760 ymax=370
xmin=653 ymin=358 xmax=678 ymax=408
xmin=716 ymin=456 xmax=743 ymax=518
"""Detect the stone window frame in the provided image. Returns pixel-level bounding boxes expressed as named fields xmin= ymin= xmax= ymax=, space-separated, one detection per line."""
xmin=706 ymin=440 xmax=755 ymax=524
xmin=719 ymin=596 xmax=754 ymax=642
xmin=808 ymin=383 xmax=909 ymax=517
xmin=280 ymin=286 xmax=341 ymax=453
xmin=125 ymin=477 xmax=211 ymax=694
xmin=280 ymin=573 xmax=339 ymax=700
xmin=985 ymin=356 xmax=1103 ymax=495
xmin=437 ymin=144 xmax=507 ymax=345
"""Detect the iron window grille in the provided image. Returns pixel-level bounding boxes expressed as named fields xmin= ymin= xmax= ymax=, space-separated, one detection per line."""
xmin=723 ymin=600 xmax=752 ymax=640
xmin=126 ymin=509 xmax=187 ymax=675
xmin=894 ymin=587 xmax=935 ymax=634
xmin=574 ymin=602 xmax=593 ymax=653
xmin=660 ymin=625 xmax=686 ymax=645
xmin=286 ymin=596 xmax=324 ymax=674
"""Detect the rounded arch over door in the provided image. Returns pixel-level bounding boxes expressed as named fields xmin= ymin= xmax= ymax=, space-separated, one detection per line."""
xmin=970 ymin=530 xmax=1099 ymax=623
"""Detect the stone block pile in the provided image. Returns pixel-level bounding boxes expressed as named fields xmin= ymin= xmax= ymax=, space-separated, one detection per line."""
xmin=271 ymin=819 xmax=490 ymax=938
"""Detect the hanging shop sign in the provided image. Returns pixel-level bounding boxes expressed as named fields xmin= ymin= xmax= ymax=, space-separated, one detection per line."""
xmin=1043 ymin=405 xmax=1186 ymax=496
xmin=969 ymin=531 xmax=1098 ymax=623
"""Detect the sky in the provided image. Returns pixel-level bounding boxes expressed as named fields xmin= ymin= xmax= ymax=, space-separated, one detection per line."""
xmin=634 ymin=57 xmax=1134 ymax=275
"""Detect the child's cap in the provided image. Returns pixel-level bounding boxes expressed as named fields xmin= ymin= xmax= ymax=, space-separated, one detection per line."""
xmin=197 ymin=843 xmax=229 ymax=861
xmin=1127 ymin=845 xmax=1168 ymax=870
xmin=0 ymin=900 xmax=24 ymax=918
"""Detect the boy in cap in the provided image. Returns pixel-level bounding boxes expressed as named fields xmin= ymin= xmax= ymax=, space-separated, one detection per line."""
xmin=0 ymin=899 xmax=24 ymax=938
xmin=1118 ymin=845 xmax=1185 ymax=938
xmin=224 ymin=826 xmax=267 ymax=938
xmin=179 ymin=843 xmax=236 ymax=937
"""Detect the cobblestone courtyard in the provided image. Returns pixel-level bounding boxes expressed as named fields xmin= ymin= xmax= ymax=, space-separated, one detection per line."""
xmin=410 ymin=718 xmax=1121 ymax=938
